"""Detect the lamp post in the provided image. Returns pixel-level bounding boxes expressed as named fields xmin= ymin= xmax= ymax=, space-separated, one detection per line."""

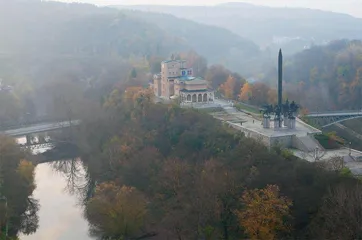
xmin=0 ymin=196 xmax=8 ymax=238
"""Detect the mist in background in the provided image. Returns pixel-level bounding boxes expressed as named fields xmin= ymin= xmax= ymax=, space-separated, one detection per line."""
xmin=54 ymin=0 xmax=362 ymax=18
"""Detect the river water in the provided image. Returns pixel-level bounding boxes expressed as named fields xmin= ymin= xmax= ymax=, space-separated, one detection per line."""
xmin=17 ymin=137 xmax=93 ymax=240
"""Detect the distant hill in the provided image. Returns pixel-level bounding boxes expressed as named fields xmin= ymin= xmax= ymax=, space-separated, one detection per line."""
xmin=121 ymin=10 xmax=260 ymax=73
xmin=115 ymin=3 xmax=362 ymax=54
xmin=263 ymin=40 xmax=362 ymax=111
xmin=0 ymin=1 xmax=185 ymax=57
xmin=0 ymin=1 xmax=260 ymax=75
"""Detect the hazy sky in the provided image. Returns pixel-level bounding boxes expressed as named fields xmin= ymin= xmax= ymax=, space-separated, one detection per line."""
xmin=55 ymin=0 xmax=362 ymax=17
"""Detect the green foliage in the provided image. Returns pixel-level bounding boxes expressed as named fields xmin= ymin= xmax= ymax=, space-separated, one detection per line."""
xmin=129 ymin=68 xmax=137 ymax=79
xmin=281 ymin=149 xmax=294 ymax=160
xmin=86 ymin=183 xmax=147 ymax=239
xmin=235 ymin=103 xmax=261 ymax=115
xmin=265 ymin=40 xmax=362 ymax=111
xmin=0 ymin=136 xmax=38 ymax=238
xmin=77 ymin=87 xmax=358 ymax=239
xmin=314 ymin=134 xmax=341 ymax=149
xmin=122 ymin=10 xmax=260 ymax=73
xmin=340 ymin=167 xmax=353 ymax=177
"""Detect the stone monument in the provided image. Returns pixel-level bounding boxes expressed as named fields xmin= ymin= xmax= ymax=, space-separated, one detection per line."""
xmin=261 ymin=49 xmax=299 ymax=130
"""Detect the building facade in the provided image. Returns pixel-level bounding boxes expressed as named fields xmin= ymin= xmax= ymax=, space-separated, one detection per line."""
xmin=153 ymin=59 xmax=214 ymax=104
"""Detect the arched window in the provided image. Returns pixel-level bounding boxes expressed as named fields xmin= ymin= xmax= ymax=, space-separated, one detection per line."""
xmin=192 ymin=94 xmax=197 ymax=102
xmin=198 ymin=94 xmax=202 ymax=102
xmin=187 ymin=94 xmax=191 ymax=101
xmin=203 ymin=93 xmax=207 ymax=102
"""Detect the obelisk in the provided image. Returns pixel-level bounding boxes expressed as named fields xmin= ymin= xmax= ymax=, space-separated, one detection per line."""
xmin=278 ymin=49 xmax=283 ymax=127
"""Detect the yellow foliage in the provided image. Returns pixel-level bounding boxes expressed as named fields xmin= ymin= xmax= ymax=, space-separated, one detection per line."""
xmin=16 ymin=160 xmax=36 ymax=194
xmin=86 ymin=182 xmax=147 ymax=238
xmin=239 ymin=82 xmax=252 ymax=102
xmin=236 ymin=185 xmax=292 ymax=240
xmin=124 ymin=86 xmax=144 ymax=102
xmin=220 ymin=75 xmax=236 ymax=99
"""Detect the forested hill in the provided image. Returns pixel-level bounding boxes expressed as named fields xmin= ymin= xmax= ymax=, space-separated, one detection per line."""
xmin=264 ymin=40 xmax=362 ymax=111
xmin=0 ymin=1 xmax=184 ymax=57
xmin=121 ymin=10 xmax=260 ymax=72
xmin=0 ymin=1 xmax=259 ymax=72
xmin=116 ymin=3 xmax=362 ymax=54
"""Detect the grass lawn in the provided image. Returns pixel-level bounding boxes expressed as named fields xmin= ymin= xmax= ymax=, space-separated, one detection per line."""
xmin=315 ymin=133 xmax=344 ymax=149
xmin=235 ymin=103 xmax=261 ymax=115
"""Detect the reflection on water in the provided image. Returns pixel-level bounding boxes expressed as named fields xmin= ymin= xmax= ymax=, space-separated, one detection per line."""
xmin=18 ymin=133 xmax=93 ymax=240
xmin=20 ymin=161 xmax=92 ymax=240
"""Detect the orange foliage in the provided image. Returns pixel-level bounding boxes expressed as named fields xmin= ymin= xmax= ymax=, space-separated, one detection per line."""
xmin=124 ymin=86 xmax=144 ymax=101
xmin=219 ymin=75 xmax=236 ymax=99
xmin=236 ymin=185 xmax=292 ymax=240
xmin=251 ymin=82 xmax=269 ymax=105
xmin=239 ymin=82 xmax=252 ymax=102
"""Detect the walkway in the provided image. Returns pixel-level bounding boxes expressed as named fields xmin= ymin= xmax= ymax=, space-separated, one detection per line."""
xmin=307 ymin=110 xmax=362 ymax=117
xmin=1 ymin=120 xmax=80 ymax=137
xmin=305 ymin=110 xmax=362 ymax=128
xmin=335 ymin=123 xmax=362 ymax=140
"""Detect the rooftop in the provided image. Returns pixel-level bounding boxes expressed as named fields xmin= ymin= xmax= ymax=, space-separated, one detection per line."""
xmin=180 ymin=89 xmax=208 ymax=93
xmin=184 ymin=78 xmax=207 ymax=85
xmin=162 ymin=59 xmax=186 ymax=64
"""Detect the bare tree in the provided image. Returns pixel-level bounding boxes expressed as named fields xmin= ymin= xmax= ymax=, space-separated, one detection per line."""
xmin=315 ymin=156 xmax=345 ymax=171
xmin=310 ymin=183 xmax=362 ymax=239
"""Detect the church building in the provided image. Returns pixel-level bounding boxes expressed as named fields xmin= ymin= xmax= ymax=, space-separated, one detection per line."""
xmin=153 ymin=59 xmax=214 ymax=104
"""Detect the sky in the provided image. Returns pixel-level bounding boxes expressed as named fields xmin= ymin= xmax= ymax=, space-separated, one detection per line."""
xmin=55 ymin=0 xmax=362 ymax=17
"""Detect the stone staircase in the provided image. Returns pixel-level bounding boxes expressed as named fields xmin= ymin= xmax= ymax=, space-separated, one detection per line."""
xmin=293 ymin=135 xmax=323 ymax=152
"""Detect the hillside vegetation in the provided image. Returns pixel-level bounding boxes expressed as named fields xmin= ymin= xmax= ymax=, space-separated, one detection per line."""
xmin=265 ymin=40 xmax=362 ymax=111
xmin=0 ymin=1 xmax=259 ymax=78
xmin=73 ymin=85 xmax=362 ymax=240
xmin=117 ymin=3 xmax=362 ymax=54
xmin=122 ymin=10 xmax=260 ymax=73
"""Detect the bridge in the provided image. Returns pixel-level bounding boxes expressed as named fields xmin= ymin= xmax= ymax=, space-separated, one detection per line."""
xmin=305 ymin=110 xmax=362 ymax=128
xmin=0 ymin=120 xmax=81 ymax=137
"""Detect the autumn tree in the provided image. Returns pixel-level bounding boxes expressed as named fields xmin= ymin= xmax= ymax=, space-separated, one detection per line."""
xmin=236 ymin=185 xmax=292 ymax=240
xmin=205 ymin=65 xmax=230 ymax=89
xmin=220 ymin=75 xmax=236 ymax=99
xmin=86 ymin=182 xmax=148 ymax=239
xmin=250 ymin=82 xmax=270 ymax=106
xmin=0 ymin=136 xmax=38 ymax=237
xmin=177 ymin=51 xmax=208 ymax=77
xmin=239 ymin=82 xmax=253 ymax=102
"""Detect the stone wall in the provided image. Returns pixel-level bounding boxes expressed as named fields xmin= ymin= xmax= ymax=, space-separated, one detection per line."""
xmin=270 ymin=135 xmax=293 ymax=148
xmin=226 ymin=122 xmax=295 ymax=148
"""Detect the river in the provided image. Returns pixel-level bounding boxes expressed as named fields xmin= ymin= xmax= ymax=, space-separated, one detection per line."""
xmin=17 ymin=137 xmax=93 ymax=240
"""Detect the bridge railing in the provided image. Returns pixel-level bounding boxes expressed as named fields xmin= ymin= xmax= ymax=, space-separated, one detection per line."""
xmin=0 ymin=117 xmax=68 ymax=131
xmin=307 ymin=110 xmax=362 ymax=116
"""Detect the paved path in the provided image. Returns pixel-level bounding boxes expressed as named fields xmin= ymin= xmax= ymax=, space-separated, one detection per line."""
xmin=1 ymin=120 xmax=80 ymax=137
xmin=335 ymin=123 xmax=362 ymax=140
xmin=307 ymin=111 xmax=362 ymax=117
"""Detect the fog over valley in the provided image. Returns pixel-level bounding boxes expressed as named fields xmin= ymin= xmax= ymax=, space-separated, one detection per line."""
xmin=2 ymin=1 xmax=362 ymax=240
